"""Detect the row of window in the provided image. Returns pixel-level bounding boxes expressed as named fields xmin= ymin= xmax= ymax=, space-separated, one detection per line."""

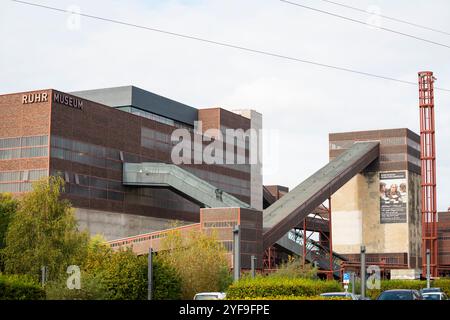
xmin=109 ymin=232 xmax=168 ymax=248
xmin=51 ymin=147 xmax=113 ymax=169
xmin=187 ymin=167 xmax=250 ymax=197
xmin=66 ymin=183 xmax=125 ymax=202
xmin=408 ymin=154 xmax=421 ymax=167
xmin=407 ymin=138 xmax=420 ymax=152
xmin=0 ymin=135 xmax=48 ymax=149
xmin=0 ymin=169 xmax=48 ymax=182
xmin=53 ymin=170 xmax=199 ymax=210
xmin=379 ymin=153 xmax=406 ymax=162
xmin=123 ymin=192 xmax=198 ymax=211
xmin=51 ymin=135 xmax=249 ymax=197
xmin=330 ymin=137 xmax=408 ymax=150
xmin=141 ymin=137 xmax=172 ymax=153
xmin=203 ymin=221 xmax=237 ymax=229
xmin=118 ymin=106 xmax=193 ymax=130
xmin=51 ymin=136 xmax=142 ymax=170
xmin=0 ymin=147 xmax=48 ymax=160
xmin=0 ymin=182 xmax=32 ymax=193
xmin=141 ymin=127 xmax=171 ymax=144
xmin=378 ymin=153 xmax=421 ymax=167
xmin=52 ymin=170 xmax=123 ymax=191
xmin=51 ymin=170 xmax=125 ymax=201
xmin=51 ymin=136 xmax=120 ymax=160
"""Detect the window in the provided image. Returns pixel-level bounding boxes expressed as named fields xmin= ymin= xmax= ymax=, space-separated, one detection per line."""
xmin=0 ymin=171 xmax=20 ymax=182
xmin=379 ymin=153 xmax=406 ymax=162
xmin=20 ymin=147 xmax=48 ymax=158
xmin=407 ymin=138 xmax=420 ymax=152
xmin=0 ymin=137 xmax=21 ymax=149
xmin=0 ymin=135 xmax=48 ymax=160
xmin=408 ymin=154 xmax=421 ymax=167
xmin=90 ymin=188 xmax=108 ymax=199
xmin=0 ymin=169 xmax=47 ymax=184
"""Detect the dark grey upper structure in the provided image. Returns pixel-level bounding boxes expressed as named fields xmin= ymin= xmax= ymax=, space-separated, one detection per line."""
xmin=71 ymin=86 xmax=198 ymax=126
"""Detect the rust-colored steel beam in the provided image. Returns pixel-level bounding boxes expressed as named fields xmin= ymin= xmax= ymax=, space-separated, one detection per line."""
xmin=418 ymin=71 xmax=438 ymax=277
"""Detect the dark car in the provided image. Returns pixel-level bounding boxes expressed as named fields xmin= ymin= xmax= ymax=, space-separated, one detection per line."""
xmin=377 ymin=289 xmax=423 ymax=300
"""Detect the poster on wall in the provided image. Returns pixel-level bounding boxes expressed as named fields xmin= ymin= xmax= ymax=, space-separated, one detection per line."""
xmin=380 ymin=171 xmax=407 ymax=224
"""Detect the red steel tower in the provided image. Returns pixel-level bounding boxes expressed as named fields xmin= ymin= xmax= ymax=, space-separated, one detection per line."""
xmin=418 ymin=71 xmax=438 ymax=277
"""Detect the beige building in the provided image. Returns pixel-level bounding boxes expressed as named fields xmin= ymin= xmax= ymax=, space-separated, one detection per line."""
xmin=329 ymin=129 xmax=422 ymax=269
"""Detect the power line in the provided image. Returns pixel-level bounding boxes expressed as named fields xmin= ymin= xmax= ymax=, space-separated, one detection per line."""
xmin=319 ymin=0 xmax=450 ymax=37
xmin=279 ymin=0 xmax=450 ymax=50
xmin=8 ymin=0 xmax=450 ymax=92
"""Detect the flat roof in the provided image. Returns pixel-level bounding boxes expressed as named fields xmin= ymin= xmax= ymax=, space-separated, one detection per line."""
xmin=329 ymin=128 xmax=420 ymax=142
xmin=71 ymin=85 xmax=198 ymax=126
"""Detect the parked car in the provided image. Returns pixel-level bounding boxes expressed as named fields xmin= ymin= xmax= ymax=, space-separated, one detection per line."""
xmin=377 ymin=289 xmax=423 ymax=300
xmin=320 ymin=292 xmax=358 ymax=300
xmin=420 ymin=287 xmax=442 ymax=295
xmin=422 ymin=292 xmax=448 ymax=300
xmin=193 ymin=292 xmax=226 ymax=300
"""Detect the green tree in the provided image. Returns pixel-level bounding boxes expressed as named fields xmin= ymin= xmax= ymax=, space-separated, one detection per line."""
xmin=2 ymin=177 xmax=89 ymax=281
xmin=45 ymin=235 xmax=181 ymax=300
xmin=269 ymin=256 xmax=318 ymax=279
xmin=0 ymin=193 xmax=19 ymax=271
xmin=152 ymin=255 xmax=182 ymax=300
xmin=159 ymin=229 xmax=232 ymax=299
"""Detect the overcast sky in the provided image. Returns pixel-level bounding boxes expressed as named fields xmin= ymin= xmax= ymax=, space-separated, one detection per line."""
xmin=1 ymin=0 xmax=449 ymax=210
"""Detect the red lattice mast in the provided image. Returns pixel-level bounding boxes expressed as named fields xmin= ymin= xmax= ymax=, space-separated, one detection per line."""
xmin=418 ymin=71 xmax=438 ymax=277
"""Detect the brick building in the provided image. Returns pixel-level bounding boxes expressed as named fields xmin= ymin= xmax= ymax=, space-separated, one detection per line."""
xmin=0 ymin=86 xmax=262 ymax=240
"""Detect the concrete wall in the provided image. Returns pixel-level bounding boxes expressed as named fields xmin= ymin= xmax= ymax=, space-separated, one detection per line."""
xmin=332 ymin=170 xmax=420 ymax=267
xmin=75 ymin=207 xmax=190 ymax=241
xmin=232 ymin=109 xmax=263 ymax=210
xmin=408 ymin=172 xmax=422 ymax=268
xmin=332 ymin=174 xmax=364 ymax=254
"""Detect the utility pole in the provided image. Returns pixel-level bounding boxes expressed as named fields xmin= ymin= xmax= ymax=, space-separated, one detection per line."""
xmin=41 ymin=266 xmax=48 ymax=287
xmin=148 ymin=248 xmax=153 ymax=300
xmin=251 ymin=255 xmax=256 ymax=278
xmin=351 ymin=272 xmax=356 ymax=295
xmin=233 ymin=226 xmax=241 ymax=282
xmin=360 ymin=246 xmax=366 ymax=299
xmin=426 ymin=249 xmax=431 ymax=288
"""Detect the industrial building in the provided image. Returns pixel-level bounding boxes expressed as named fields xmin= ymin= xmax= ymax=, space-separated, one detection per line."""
xmin=0 ymin=73 xmax=448 ymax=277
xmin=0 ymin=86 xmax=261 ymax=240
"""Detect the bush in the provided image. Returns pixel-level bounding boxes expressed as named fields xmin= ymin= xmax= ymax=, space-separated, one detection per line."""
xmin=0 ymin=193 xmax=18 ymax=272
xmin=153 ymin=255 xmax=182 ymax=300
xmin=226 ymin=276 xmax=342 ymax=299
xmin=158 ymin=229 xmax=231 ymax=299
xmin=44 ymin=251 xmax=181 ymax=300
xmin=433 ymin=278 xmax=450 ymax=296
xmin=45 ymin=272 xmax=108 ymax=300
xmin=0 ymin=274 xmax=45 ymax=300
xmin=268 ymin=258 xmax=318 ymax=279
xmin=228 ymin=295 xmax=351 ymax=300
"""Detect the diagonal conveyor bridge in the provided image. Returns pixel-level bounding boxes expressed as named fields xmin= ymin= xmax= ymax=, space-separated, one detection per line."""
xmin=120 ymin=141 xmax=379 ymax=270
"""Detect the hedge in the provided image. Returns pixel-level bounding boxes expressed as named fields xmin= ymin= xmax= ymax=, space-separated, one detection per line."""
xmin=228 ymin=295 xmax=350 ymax=300
xmin=366 ymin=278 xmax=450 ymax=300
xmin=432 ymin=278 xmax=450 ymax=296
xmin=0 ymin=274 xmax=45 ymax=300
xmin=226 ymin=277 xmax=342 ymax=299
